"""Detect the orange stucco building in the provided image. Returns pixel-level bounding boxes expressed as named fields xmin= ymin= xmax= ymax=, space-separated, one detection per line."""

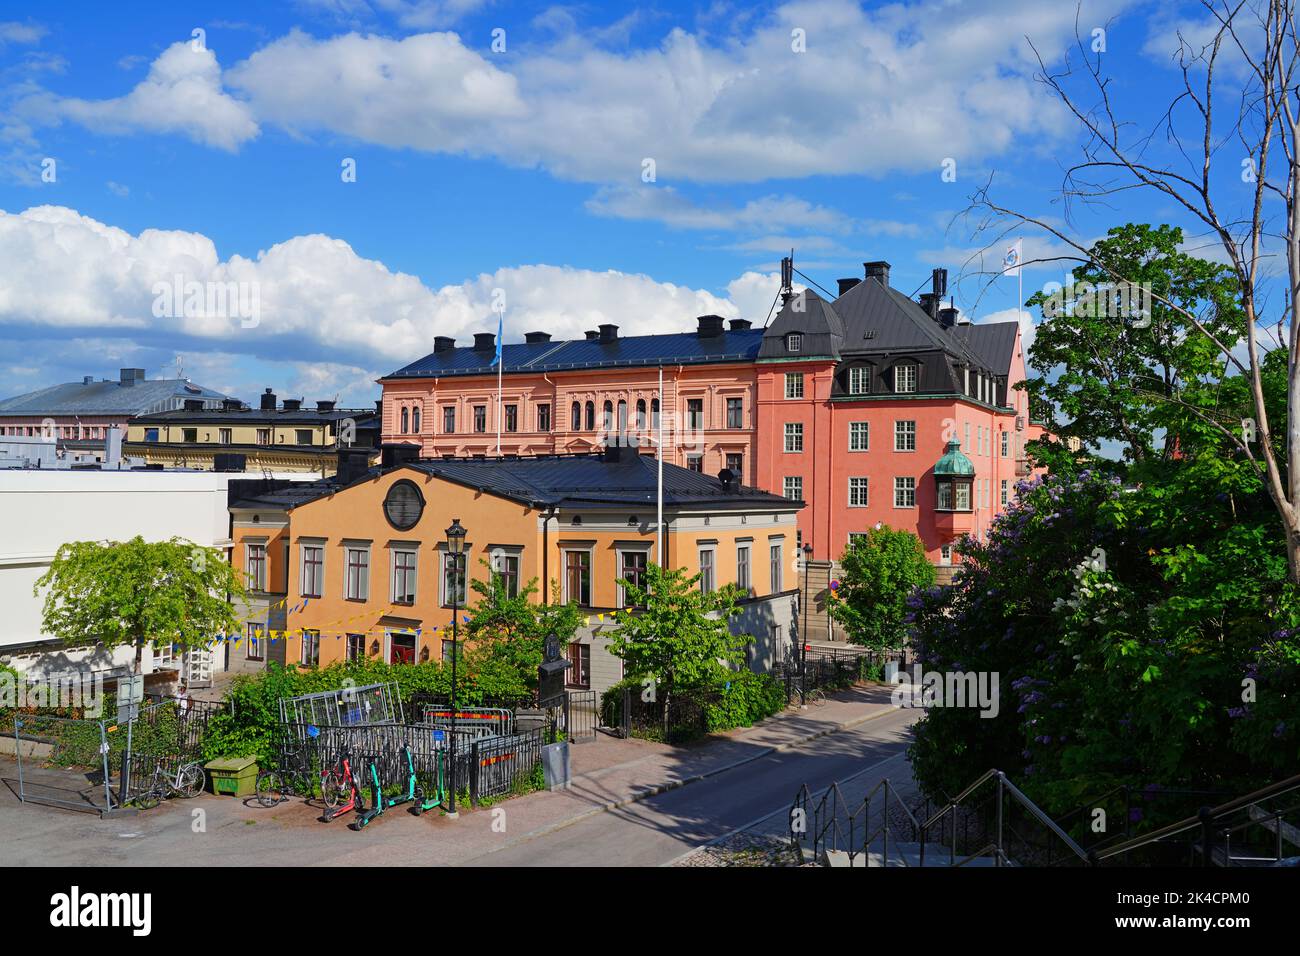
xmin=230 ymin=447 xmax=803 ymax=693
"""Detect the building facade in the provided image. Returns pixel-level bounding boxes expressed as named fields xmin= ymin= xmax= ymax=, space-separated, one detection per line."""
xmin=124 ymin=389 xmax=380 ymax=475
xmin=229 ymin=447 xmax=803 ymax=696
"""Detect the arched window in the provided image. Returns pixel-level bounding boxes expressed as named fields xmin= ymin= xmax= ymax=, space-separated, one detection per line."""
xmin=400 ymin=407 xmax=409 ymax=433
xmin=571 ymin=401 xmax=581 ymax=430
xmin=603 ymin=400 xmax=614 ymax=431
xmin=617 ymin=400 xmax=628 ymax=434
xmin=652 ymin=398 xmax=660 ymax=430
xmin=585 ymin=401 xmax=595 ymax=431
xmin=412 ymin=407 xmax=421 ymax=433
xmin=636 ymin=399 xmax=647 ymax=430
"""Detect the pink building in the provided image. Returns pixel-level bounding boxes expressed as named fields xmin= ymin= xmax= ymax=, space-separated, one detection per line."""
xmin=379 ymin=260 xmax=1046 ymax=573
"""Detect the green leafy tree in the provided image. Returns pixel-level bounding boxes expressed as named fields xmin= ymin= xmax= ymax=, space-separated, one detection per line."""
xmin=34 ymin=536 xmax=246 ymax=673
xmin=462 ymin=562 xmax=583 ymax=686
xmin=829 ymin=526 xmax=935 ymax=653
xmin=1022 ymin=223 xmax=1245 ymax=466
xmin=606 ymin=564 xmax=749 ymax=713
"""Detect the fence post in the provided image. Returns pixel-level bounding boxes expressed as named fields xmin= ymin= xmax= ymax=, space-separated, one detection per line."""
xmin=99 ymin=721 xmax=112 ymax=812
xmin=469 ymin=738 xmax=480 ymax=807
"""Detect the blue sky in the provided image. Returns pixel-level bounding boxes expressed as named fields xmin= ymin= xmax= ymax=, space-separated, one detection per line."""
xmin=0 ymin=0 xmax=1244 ymax=407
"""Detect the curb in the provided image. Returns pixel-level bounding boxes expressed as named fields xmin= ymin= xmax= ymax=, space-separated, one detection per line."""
xmin=475 ymin=703 xmax=902 ymax=854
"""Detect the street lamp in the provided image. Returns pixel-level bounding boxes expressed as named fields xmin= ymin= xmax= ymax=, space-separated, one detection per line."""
xmin=801 ymin=543 xmax=813 ymax=708
xmin=445 ymin=518 xmax=467 ymax=817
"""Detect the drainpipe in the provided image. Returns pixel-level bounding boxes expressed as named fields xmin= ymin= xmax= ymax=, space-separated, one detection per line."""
xmin=542 ymin=506 xmax=557 ymax=604
xmin=543 ymin=372 xmax=557 ymax=452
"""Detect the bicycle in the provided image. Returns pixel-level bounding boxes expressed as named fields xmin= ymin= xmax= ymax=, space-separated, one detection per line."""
xmin=255 ymin=736 xmax=318 ymax=808
xmin=133 ymin=757 xmax=206 ymax=810
xmin=321 ymin=745 xmax=365 ymax=821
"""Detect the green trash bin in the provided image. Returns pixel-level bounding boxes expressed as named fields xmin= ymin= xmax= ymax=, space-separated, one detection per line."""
xmin=205 ymin=756 xmax=259 ymax=797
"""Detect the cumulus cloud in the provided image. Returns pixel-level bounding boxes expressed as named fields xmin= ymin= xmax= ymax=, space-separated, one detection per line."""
xmin=0 ymin=205 xmax=750 ymax=376
xmin=34 ymin=0 xmax=1137 ymax=183
xmin=55 ymin=41 xmax=258 ymax=151
xmin=585 ymin=185 xmax=851 ymax=232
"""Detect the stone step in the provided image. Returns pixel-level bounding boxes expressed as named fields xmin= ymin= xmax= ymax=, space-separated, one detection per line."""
xmin=822 ymin=842 xmax=1011 ymax=867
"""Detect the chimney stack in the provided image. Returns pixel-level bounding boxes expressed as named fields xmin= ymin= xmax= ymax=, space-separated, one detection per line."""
xmin=939 ymin=306 xmax=960 ymax=329
xmin=119 ymin=368 xmax=146 ymax=387
xmin=473 ymin=332 xmax=496 ymax=352
xmin=524 ymin=331 xmax=552 ymax=343
xmin=316 ymin=400 xmax=336 ymax=412
xmin=864 ymin=261 xmax=891 ymax=286
xmin=837 ymin=277 xmax=861 ymax=296
xmin=584 ymin=330 xmax=600 ymax=340
xmin=282 ymin=398 xmax=302 ymax=412
xmin=433 ymin=336 xmax=455 ymax=353
xmin=696 ymin=314 xmax=725 ymax=338
xmin=729 ymin=318 xmax=752 ymax=331
xmin=260 ymin=388 xmax=277 ymax=411
xmin=599 ymin=323 xmax=619 ymax=343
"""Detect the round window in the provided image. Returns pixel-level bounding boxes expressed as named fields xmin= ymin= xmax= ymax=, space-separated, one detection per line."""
xmin=383 ymin=479 xmax=425 ymax=531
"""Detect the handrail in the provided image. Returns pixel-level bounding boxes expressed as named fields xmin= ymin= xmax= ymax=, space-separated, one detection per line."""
xmin=1092 ymin=772 xmax=1300 ymax=862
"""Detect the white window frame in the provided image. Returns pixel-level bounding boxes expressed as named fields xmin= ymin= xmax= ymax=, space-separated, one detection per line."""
xmin=787 ymin=333 xmax=802 ymax=352
xmin=940 ymin=544 xmax=953 ymax=566
xmin=785 ymin=372 xmax=804 ymax=399
xmin=391 ymin=547 xmax=418 ymax=605
xmin=848 ymin=366 xmax=870 ymax=395
xmin=489 ymin=547 xmax=522 ymax=599
xmin=783 ymin=476 xmax=803 ymax=500
xmin=848 ymin=477 xmax=869 ymax=507
xmin=849 ymin=421 xmax=870 ymax=452
xmin=344 ymin=544 xmax=370 ymax=601
xmin=784 ymin=422 xmax=804 ymax=452
xmin=616 ymin=545 xmax=652 ymax=607
xmin=770 ymin=541 xmax=784 ymax=592
xmin=300 ymin=542 xmax=324 ymax=599
xmin=698 ymin=546 xmax=716 ymax=594
xmin=894 ymin=476 xmax=916 ymax=508
xmin=894 ymin=420 xmax=916 ymax=452
xmin=736 ymin=543 xmax=751 ymax=593
xmin=245 ymin=541 xmax=267 ymax=592
xmin=1000 ymin=479 xmax=1009 ymax=506
xmin=894 ymin=363 xmax=917 ymax=393
xmin=440 ymin=549 xmax=468 ymax=607
xmin=562 ymin=547 xmax=593 ymax=607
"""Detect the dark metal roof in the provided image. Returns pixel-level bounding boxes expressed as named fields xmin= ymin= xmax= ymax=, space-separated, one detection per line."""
xmin=758 ymin=289 xmax=844 ymax=361
xmin=0 ymin=378 xmax=229 ymax=416
xmin=133 ymin=408 xmax=378 ymax=425
xmin=956 ymin=322 xmax=1020 ymax=377
xmin=383 ymin=330 xmax=764 ymax=380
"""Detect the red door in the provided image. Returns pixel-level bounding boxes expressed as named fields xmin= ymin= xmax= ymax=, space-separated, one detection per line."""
xmin=390 ymin=632 xmax=416 ymax=664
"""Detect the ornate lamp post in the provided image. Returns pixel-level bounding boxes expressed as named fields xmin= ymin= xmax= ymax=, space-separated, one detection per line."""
xmin=445 ymin=518 xmax=467 ymax=817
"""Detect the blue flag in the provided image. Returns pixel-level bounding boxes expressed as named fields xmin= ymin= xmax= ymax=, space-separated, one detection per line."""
xmin=490 ymin=310 xmax=503 ymax=366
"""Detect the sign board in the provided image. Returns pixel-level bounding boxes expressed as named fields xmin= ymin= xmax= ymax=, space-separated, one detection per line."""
xmin=537 ymin=659 xmax=570 ymax=709
xmin=116 ymin=675 xmax=143 ymax=723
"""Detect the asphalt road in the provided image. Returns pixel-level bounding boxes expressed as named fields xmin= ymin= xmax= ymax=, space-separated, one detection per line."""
xmin=462 ymin=706 xmax=917 ymax=867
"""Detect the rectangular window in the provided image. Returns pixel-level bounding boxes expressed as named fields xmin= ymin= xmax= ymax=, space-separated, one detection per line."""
xmin=848 ymin=477 xmax=869 ymax=507
xmin=346 ymin=633 xmax=365 ymax=662
xmin=1001 ymin=430 xmax=1009 ymax=457
xmin=219 ymin=427 xmax=232 ymax=444
xmin=964 ymin=422 xmax=971 ymax=453
xmin=300 ymin=545 xmax=323 ymax=598
xmin=619 ymin=550 xmax=648 ymax=607
xmin=345 ymin=546 xmax=370 ymax=601
xmin=785 ymin=422 xmax=804 ymax=452
xmin=300 ymin=629 xmax=320 ymax=668
xmin=849 ymin=532 xmax=868 ymax=548
xmin=938 ymin=482 xmax=954 ymax=511
xmin=537 ymin=403 xmax=551 ymax=432
xmin=686 ymin=398 xmax=703 ymax=430
xmin=392 ymin=549 xmax=417 ymax=605
xmin=183 ymin=428 xmax=198 ymax=443
xmin=686 ymin=455 xmax=703 ymax=472
xmin=956 ymin=482 xmax=971 ymax=510
xmin=566 ymin=643 xmax=591 ymax=689
xmin=504 ymin=404 xmax=518 ymax=432
xmin=441 ymin=552 xmax=466 ymax=607
xmin=725 ymin=452 xmax=743 ymax=477
xmin=894 ymin=364 xmax=917 ymax=393
xmin=785 ymin=373 xmax=805 ymax=399
xmin=441 ymin=640 xmax=459 ymax=663
xmin=492 ymin=552 xmax=520 ymax=598
xmin=770 ymin=543 xmax=784 ymax=592
xmin=940 ymin=544 xmax=952 ymax=566
xmin=246 ymin=543 xmax=266 ymax=591
xmin=848 ymin=366 xmax=870 ymax=395
xmin=736 ymin=545 xmax=751 ymax=593
xmin=144 ymin=427 xmax=159 ymax=442
xmin=783 ymin=476 xmax=803 ymax=500
xmin=787 ymin=333 xmax=802 ymax=352
xmin=1000 ymin=479 xmax=1009 ymax=506
xmin=246 ymin=623 xmax=263 ymax=661
xmin=257 ymin=428 xmax=271 ymax=446
xmin=443 ymin=406 xmax=456 ymax=434
xmin=698 ymin=549 xmax=715 ymax=594
xmin=894 ymin=477 xmax=916 ymax=508
xmin=726 ymin=397 xmax=743 ymax=429
xmin=473 ymin=406 xmax=486 ymax=433
xmin=849 ymin=422 xmax=870 ymax=451
xmin=296 ymin=429 xmax=313 ymax=445
xmin=565 ymin=550 xmax=591 ymax=606
xmin=894 ymin=420 xmax=916 ymax=451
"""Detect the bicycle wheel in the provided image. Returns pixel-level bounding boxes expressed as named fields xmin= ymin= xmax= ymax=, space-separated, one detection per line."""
xmin=134 ymin=774 xmax=163 ymax=811
xmin=255 ymin=770 xmax=286 ymax=808
xmin=809 ymin=689 xmax=827 ymax=707
xmin=322 ymin=769 xmax=348 ymax=809
xmin=176 ymin=762 xmax=206 ymax=799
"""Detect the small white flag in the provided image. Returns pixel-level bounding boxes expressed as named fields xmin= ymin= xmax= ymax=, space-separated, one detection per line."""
xmin=1003 ymin=239 xmax=1023 ymax=277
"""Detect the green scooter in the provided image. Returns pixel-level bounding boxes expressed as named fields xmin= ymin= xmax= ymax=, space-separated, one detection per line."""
xmin=411 ymin=747 xmax=447 ymax=815
xmin=352 ymin=748 xmax=414 ymax=830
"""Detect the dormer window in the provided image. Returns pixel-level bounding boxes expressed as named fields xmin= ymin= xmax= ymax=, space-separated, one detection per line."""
xmin=894 ymin=363 xmax=917 ymax=393
xmin=786 ymin=333 xmax=802 ymax=352
xmin=848 ymin=366 xmax=870 ymax=396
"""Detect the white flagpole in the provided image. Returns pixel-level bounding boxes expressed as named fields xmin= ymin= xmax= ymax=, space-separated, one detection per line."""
xmin=496 ymin=356 xmax=502 ymax=458
xmin=657 ymin=364 xmax=664 ymax=567
xmin=1018 ymin=237 xmax=1023 ymax=328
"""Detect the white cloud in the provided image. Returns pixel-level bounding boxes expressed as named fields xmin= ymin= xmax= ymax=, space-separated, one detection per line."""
xmin=56 ymin=41 xmax=258 ymax=151
xmin=585 ymin=185 xmax=851 ymax=232
xmin=0 ymin=205 xmax=749 ymax=374
xmin=0 ymin=21 xmax=46 ymax=46
xmin=36 ymin=0 xmax=1138 ymax=183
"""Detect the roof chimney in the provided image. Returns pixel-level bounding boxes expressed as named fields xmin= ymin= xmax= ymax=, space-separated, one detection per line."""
xmin=584 ymin=330 xmax=600 ymax=341
xmin=316 ymin=400 xmax=336 ymax=413
xmin=119 ymin=368 xmax=145 ymax=387
xmin=729 ymin=318 xmax=752 ymax=331
xmin=864 ymin=261 xmax=891 ymax=286
xmin=260 ymin=388 xmax=277 ymax=411
xmin=599 ymin=323 xmax=619 ymax=343
xmin=696 ymin=314 xmax=725 ymax=338
xmin=336 ymin=448 xmax=371 ymax=485
xmin=282 ymin=398 xmax=302 ymax=412
xmin=524 ymin=331 xmax=552 ymax=344
xmin=83 ymin=375 xmax=94 ymax=385
xmin=939 ymin=306 xmax=960 ymax=329
xmin=433 ymin=336 xmax=455 ymax=353
xmin=837 ymin=277 xmax=861 ymax=296
xmin=183 ymin=399 xmax=204 ymax=412
xmin=919 ymin=292 xmax=939 ymax=319
xmin=380 ymin=443 xmax=421 ymax=470
xmin=473 ymin=332 xmax=496 ymax=352
xmin=221 ymin=398 xmax=243 ymax=411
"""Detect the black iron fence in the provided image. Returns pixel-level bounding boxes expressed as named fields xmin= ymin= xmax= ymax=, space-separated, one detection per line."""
xmin=602 ymin=685 xmax=720 ymax=743
xmin=564 ymin=690 xmax=598 ymax=743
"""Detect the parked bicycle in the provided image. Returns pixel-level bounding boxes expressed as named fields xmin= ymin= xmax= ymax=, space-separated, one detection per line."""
xmin=133 ymin=757 xmax=206 ymax=810
xmin=321 ymin=745 xmax=366 ymax=821
xmin=255 ymin=733 xmax=319 ymax=808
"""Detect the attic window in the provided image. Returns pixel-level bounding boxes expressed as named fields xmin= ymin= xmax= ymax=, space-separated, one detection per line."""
xmin=894 ymin=363 xmax=918 ymax=394
xmin=863 ymin=330 xmax=876 ymax=339
xmin=786 ymin=333 xmax=802 ymax=352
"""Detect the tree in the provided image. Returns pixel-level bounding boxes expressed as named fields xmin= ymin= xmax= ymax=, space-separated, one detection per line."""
xmin=1022 ymin=224 xmax=1245 ymax=465
xmin=462 ymin=562 xmax=583 ymax=687
xmin=606 ymin=564 xmax=749 ymax=705
xmin=962 ymin=0 xmax=1300 ymax=582
xmin=34 ymin=536 xmax=247 ymax=673
xmin=828 ymin=526 xmax=935 ymax=653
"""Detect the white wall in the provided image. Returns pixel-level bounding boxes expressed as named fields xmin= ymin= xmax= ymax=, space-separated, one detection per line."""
xmin=0 ymin=470 xmax=238 ymax=673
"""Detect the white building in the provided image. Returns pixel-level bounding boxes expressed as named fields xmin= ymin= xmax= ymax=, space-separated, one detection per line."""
xmin=0 ymin=470 xmax=241 ymax=682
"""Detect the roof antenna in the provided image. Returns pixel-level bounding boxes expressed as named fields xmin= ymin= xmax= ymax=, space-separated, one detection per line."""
xmin=780 ymin=252 xmax=794 ymax=305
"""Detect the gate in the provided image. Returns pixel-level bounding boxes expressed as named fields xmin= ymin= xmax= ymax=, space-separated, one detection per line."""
xmin=565 ymin=690 xmax=597 ymax=743
xmin=10 ymin=714 xmax=120 ymax=815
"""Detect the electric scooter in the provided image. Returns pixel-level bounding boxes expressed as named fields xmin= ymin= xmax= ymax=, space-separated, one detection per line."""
xmin=353 ymin=747 xmax=415 ymax=830
xmin=321 ymin=746 xmax=365 ymax=823
xmin=411 ymin=748 xmax=447 ymax=815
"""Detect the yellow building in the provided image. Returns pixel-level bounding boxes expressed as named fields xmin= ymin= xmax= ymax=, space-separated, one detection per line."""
xmin=125 ymin=389 xmax=379 ymax=475
xmin=229 ymin=446 xmax=804 ymax=695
